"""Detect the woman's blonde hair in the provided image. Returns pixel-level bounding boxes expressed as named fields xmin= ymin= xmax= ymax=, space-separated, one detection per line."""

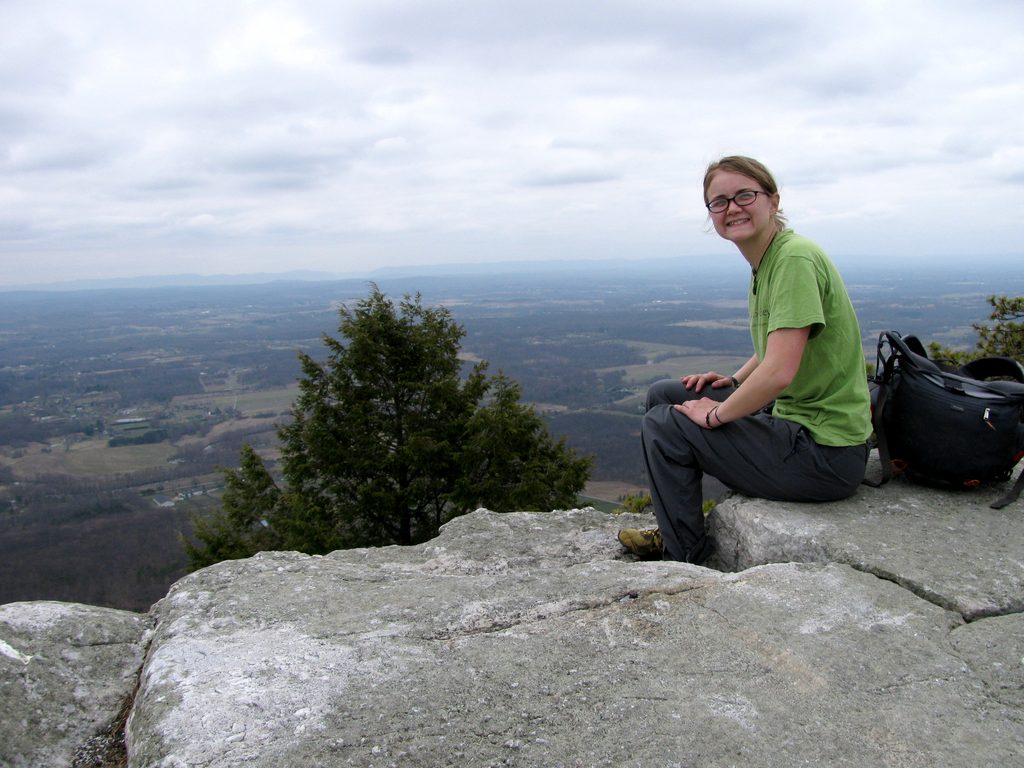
xmin=703 ymin=155 xmax=788 ymax=230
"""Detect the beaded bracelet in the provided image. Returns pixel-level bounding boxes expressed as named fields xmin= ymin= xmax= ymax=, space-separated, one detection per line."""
xmin=705 ymin=405 xmax=720 ymax=428
xmin=729 ymin=376 xmax=740 ymax=388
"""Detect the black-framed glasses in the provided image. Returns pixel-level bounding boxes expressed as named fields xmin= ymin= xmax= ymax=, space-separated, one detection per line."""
xmin=706 ymin=189 xmax=768 ymax=214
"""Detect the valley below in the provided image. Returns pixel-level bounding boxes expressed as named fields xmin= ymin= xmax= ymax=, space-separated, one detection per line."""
xmin=1 ymin=259 xmax=1017 ymax=610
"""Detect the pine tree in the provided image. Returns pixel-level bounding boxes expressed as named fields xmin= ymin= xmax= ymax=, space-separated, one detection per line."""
xmin=185 ymin=444 xmax=283 ymax=569
xmin=450 ymin=374 xmax=591 ymax=514
xmin=186 ymin=286 xmax=591 ymax=568
xmin=928 ymin=294 xmax=1024 ymax=366
xmin=974 ymin=295 xmax=1024 ymax=360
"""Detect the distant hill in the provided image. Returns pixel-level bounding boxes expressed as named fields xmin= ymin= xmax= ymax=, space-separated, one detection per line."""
xmin=4 ymin=252 xmax=1023 ymax=293
xmin=3 ymin=270 xmax=353 ymax=292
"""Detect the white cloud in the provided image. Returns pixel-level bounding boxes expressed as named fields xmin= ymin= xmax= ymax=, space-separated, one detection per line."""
xmin=1 ymin=0 xmax=1023 ymax=286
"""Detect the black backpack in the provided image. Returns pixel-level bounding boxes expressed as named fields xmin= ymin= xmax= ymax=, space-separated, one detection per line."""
xmin=869 ymin=330 xmax=1024 ymax=509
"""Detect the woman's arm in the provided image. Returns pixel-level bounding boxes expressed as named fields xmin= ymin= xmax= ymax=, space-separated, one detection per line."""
xmin=728 ymin=355 xmax=760 ymax=388
xmin=677 ymin=326 xmax=811 ymax=427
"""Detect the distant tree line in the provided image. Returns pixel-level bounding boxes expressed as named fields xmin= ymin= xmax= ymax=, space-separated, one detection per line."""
xmin=0 ymin=494 xmax=192 ymax=611
xmin=108 ymin=429 xmax=168 ymax=447
xmin=0 ymin=365 xmax=206 ymax=410
xmin=0 ymin=413 xmax=86 ymax=446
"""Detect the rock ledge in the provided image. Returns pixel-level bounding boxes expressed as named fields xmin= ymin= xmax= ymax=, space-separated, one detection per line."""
xmin=3 ymin=466 xmax=1024 ymax=767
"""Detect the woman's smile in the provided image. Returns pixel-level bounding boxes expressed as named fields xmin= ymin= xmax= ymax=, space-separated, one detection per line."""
xmin=705 ymin=169 xmax=779 ymax=260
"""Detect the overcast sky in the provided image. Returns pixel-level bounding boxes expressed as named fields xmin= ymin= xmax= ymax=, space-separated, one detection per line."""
xmin=2 ymin=0 xmax=1023 ymax=287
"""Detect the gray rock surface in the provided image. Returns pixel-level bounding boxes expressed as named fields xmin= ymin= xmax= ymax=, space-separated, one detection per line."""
xmin=123 ymin=499 xmax=1024 ymax=767
xmin=0 ymin=600 xmax=151 ymax=768
xmin=4 ymin=461 xmax=1024 ymax=768
xmin=711 ymin=461 xmax=1024 ymax=620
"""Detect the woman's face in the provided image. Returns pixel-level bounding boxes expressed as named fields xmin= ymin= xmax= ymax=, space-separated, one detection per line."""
xmin=705 ymin=169 xmax=779 ymax=247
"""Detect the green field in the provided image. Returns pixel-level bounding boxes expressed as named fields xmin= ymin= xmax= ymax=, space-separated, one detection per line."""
xmin=4 ymin=438 xmax=177 ymax=478
xmin=171 ymin=384 xmax=298 ymax=416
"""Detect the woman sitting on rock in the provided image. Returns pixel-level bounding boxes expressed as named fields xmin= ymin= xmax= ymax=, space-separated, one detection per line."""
xmin=619 ymin=155 xmax=872 ymax=564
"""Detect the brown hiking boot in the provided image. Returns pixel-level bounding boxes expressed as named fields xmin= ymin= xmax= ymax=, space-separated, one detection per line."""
xmin=617 ymin=527 xmax=663 ymax=559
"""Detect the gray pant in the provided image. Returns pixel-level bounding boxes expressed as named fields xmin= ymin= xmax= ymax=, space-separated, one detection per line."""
xmin=642 ymin=379 xmax=868 ymax=563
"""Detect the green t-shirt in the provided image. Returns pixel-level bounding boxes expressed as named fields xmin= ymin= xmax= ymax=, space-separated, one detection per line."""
xmin=749 ymin=229 xmax=872 ymax=446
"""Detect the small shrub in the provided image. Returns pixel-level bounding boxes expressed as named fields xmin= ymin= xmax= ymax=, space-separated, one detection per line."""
xmin=615 ymin=492 xmax=652 ymax=514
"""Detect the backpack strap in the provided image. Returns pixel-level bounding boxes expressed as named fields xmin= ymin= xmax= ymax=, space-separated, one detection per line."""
xmin=863 ymin=378 xmax=893 ymax=487
xmin=889 ymin=332 xmax=943 ymax=374
xmin=901 ymin=334 xmax=928 ymax=358
xmin=903 ymin=333 xmax=965 ymax=373
xmin=863 ymin=331 xmax=900 ymax=488
xmin=958 ymin=356 xmax=1024 ymax=384
xmin=991 ymin=467 xmax=1024 ymax=509
xmin=992 ymin=427 xmax=1024 ymax=509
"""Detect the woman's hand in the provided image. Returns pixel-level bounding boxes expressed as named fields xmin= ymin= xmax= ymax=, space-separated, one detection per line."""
xmin=681 ymin=371 xmax=736 ymax=392
xmin=674 ymin=397 xmax=722 ymax=429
